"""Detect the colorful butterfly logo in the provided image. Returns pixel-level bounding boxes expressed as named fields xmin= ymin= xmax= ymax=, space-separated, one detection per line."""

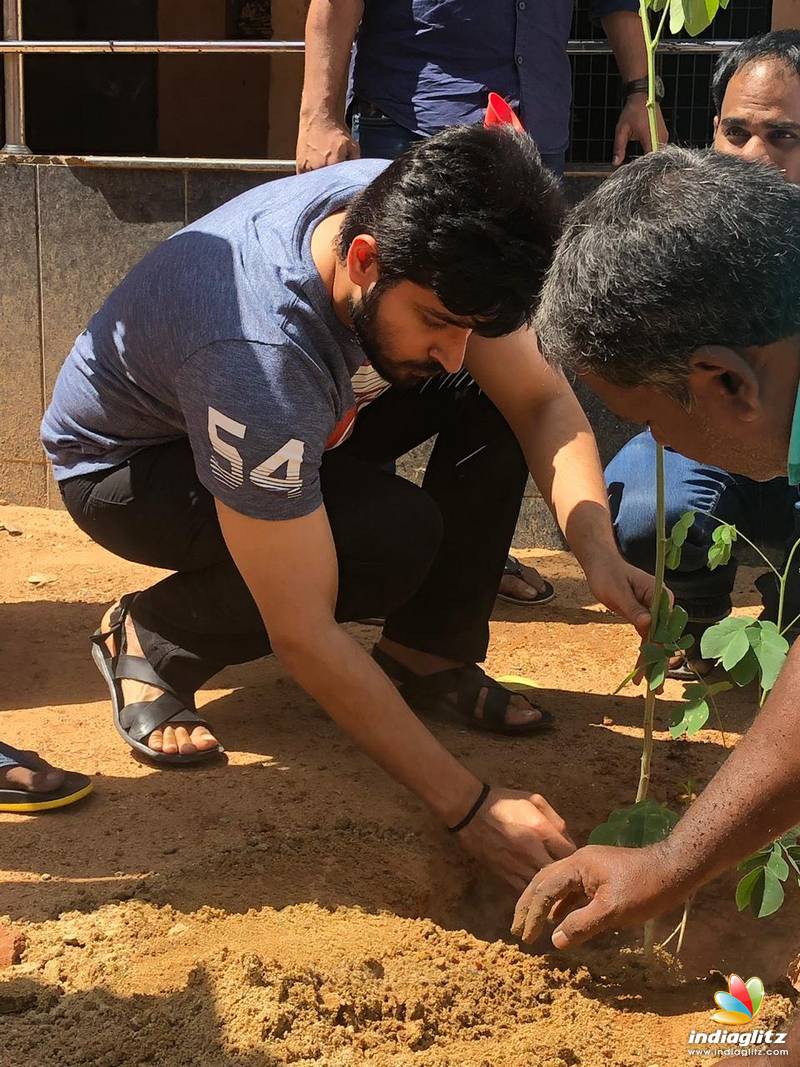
xmin=712 ymin=974 xmax=765 ymax=1025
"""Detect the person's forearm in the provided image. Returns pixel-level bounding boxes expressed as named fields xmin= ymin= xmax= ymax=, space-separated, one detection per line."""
xmin=299 ymin=0 xmax=364 ymax=123
xmin=602 ymin=10 xmax=648 ymax=82
xmin=518 ymin=390 xmax=618 ymax=569
xmin=272 ymin=621 xmax=480 ymax=825
xmin=655 ymin=641 xmax=800 ymax=890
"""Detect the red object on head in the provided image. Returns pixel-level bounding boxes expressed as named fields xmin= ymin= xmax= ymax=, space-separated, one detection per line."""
xmin=484 ymin=92 xmax=525 ymax=133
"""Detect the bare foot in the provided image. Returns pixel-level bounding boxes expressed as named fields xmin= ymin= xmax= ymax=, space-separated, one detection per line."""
xmin=498 ymin=561 xmax=552 ymax=603
xmin=0 ymin=750 xmax=65 ymax=793
xmin=101 ymin=604 xmax=220 ymax=757
xmin=377 ymin=637 xmax=545 ymax=728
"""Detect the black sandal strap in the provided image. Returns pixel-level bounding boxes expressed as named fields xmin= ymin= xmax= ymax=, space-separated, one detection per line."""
xmin=119 ymin=693 xmax=210 ymax=744
xmin=479 ymin=678 xmax=518 ymax=727
xmin=114 ymin=653 xmax=179 ymax=696
xmin=504 ymin=555 xmax=523 ymax=578
xmin=373 ymin=646 xmax=542 ymax=729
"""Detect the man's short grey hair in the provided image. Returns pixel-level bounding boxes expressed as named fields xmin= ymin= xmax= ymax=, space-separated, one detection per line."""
xmin=535 ymin=147 xmax=800 ymax=403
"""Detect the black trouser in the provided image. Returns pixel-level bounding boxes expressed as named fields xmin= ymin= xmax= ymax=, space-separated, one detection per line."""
xmin=60 ymin=373 xmax=528 ymax=695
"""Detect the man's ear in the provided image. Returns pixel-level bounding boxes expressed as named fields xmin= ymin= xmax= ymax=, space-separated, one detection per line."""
xmin=712 ymin=114 xmax=720 ymax=137
xmin=346 ymin=234 xmax=380 ymax=288
xmin=688 ymin=345 xmax=762 ymax=422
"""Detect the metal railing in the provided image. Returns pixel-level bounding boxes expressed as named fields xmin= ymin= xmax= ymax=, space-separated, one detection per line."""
xmin=1 ymin=0 xmax=738 ymax=168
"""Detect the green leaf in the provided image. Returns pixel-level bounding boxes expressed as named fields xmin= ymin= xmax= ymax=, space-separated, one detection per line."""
xmin=767 ymin=844 xmax=790 ymax=882
xmin=589 ymin=800 xmax=679 ymax=849
xmin=700 ymin=616 xmax=749 ymax=660
xmin=721 ymin=628 xmax=751 ymax=671
xmin=647 ymin=657 xmax=668 ymax=692
xmin=737 ymin=860 xmax=787 ymax=918
xmin=707 ymin=524 xmax=737 ymax=570
xmin=665 ymin=511 xmax=695 ymax=571
xmin=669 ymin=0 xmax=686 ymax=34
xmin=669 ymin=692 xmax=710 ymax=738
xmin=736 ymin=865 xmax=763 ymax=911
xmin=667 ymin=605 xmax=689 ymax=643
xmin=675 ymin=633 xmax=695 ymax=652
xmin=748 ymin=622 xmax=790 ymax=693
xmin=755 ymin=869 xmax=785 ymax=918
xmin=683 ymin=0 xmax=718 ymax=35
xmin=727 ymin=648 xmax=760 ymax=687
xmin=641 ymin=641 xmax=668 ymax=665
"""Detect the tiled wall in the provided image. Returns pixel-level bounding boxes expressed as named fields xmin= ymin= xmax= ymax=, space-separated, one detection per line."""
xmin=0 ymin=162 xmax=637 ymax=546
xmin=0 ymin=162 xmax=274 ymax=507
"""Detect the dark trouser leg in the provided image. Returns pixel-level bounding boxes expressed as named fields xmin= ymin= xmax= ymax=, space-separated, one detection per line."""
xmin=60 ymin=439 xmax=443 ymax=694
xmin=338 ymin=374 xmax=529 ymax=663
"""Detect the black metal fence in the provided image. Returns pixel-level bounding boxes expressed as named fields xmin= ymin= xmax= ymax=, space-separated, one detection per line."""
xmin=569 ymin=0 xmax=773 ymax=163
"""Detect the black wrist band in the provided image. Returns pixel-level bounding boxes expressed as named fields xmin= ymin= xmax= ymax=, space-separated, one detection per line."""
xmin=448 ymin=782 xmax=491 ymax=833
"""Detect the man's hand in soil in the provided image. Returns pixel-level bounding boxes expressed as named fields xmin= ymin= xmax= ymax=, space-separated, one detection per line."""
xmin=458 ymin=789 xmax=576 ymax=893
xmin=510 ymin=843 xmax=677 ymax=947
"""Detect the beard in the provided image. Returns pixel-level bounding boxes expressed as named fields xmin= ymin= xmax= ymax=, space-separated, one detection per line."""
xmin=349 ymin=283 xmax=442 ymax=388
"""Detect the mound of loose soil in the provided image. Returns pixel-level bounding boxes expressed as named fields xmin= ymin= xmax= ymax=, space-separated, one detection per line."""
xmin=0 ymin=505 xmax=796 ymax=1066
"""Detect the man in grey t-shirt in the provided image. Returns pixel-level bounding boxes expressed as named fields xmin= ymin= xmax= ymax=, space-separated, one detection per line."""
xmin=43 ymin=124 xmax=656 ymax=891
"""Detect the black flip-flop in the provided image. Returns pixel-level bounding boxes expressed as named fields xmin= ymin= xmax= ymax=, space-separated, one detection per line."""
xmin=91 ymin=593 xmax=224 ymax=766
xmin=372 ymin=645 xmax=553 ymax=736
xmin=496 ymin=556 xmax=555 ymax=607
xmin=0 ymin=748 xmax=92 ymax=813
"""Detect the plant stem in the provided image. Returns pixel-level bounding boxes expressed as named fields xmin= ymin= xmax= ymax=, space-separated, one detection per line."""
xmin=638 ymin=0 xmax=661 ymax=152
xmin=636 ymin=443 xmax=666 ymax=804
xmin=777 ymin=536 xmax=800 ymax=636
xmin=675 ymin=897 xmax=692 ymax=955
xmin=653 ymin=2 xmax=670 ymax=47
xmin=657 ymin=897 xmax=692 ymax=955
xmin=643 ymin=918 xmax=656 ymax=956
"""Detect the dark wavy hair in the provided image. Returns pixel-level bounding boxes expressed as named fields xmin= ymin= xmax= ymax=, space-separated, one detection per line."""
xmin=713 ymin=29 xmax=800 ymax=114
xmin=535 ymin=146 xmax=800 ymax=403
xmin=337 ymin=124 xmax=565 ymax=337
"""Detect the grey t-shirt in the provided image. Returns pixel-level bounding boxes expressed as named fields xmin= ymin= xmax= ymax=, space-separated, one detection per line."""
xmin=41 ymin=158 xmax=391 ymax=520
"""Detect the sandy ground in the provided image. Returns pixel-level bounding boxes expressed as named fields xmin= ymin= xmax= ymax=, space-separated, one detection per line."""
xmin=0 ymin=503 xmax=796 ymax=1067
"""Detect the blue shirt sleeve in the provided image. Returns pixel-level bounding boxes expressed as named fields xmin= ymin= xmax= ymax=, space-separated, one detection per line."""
xmin=589 ymin=0 xmax=640 ymax=20
xmin=175 ymin=339 xmax=338 ymax=521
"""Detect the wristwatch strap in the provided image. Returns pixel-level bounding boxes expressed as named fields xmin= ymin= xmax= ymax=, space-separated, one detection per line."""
xmin=623 ymin=75 xmax=664 ymax=101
